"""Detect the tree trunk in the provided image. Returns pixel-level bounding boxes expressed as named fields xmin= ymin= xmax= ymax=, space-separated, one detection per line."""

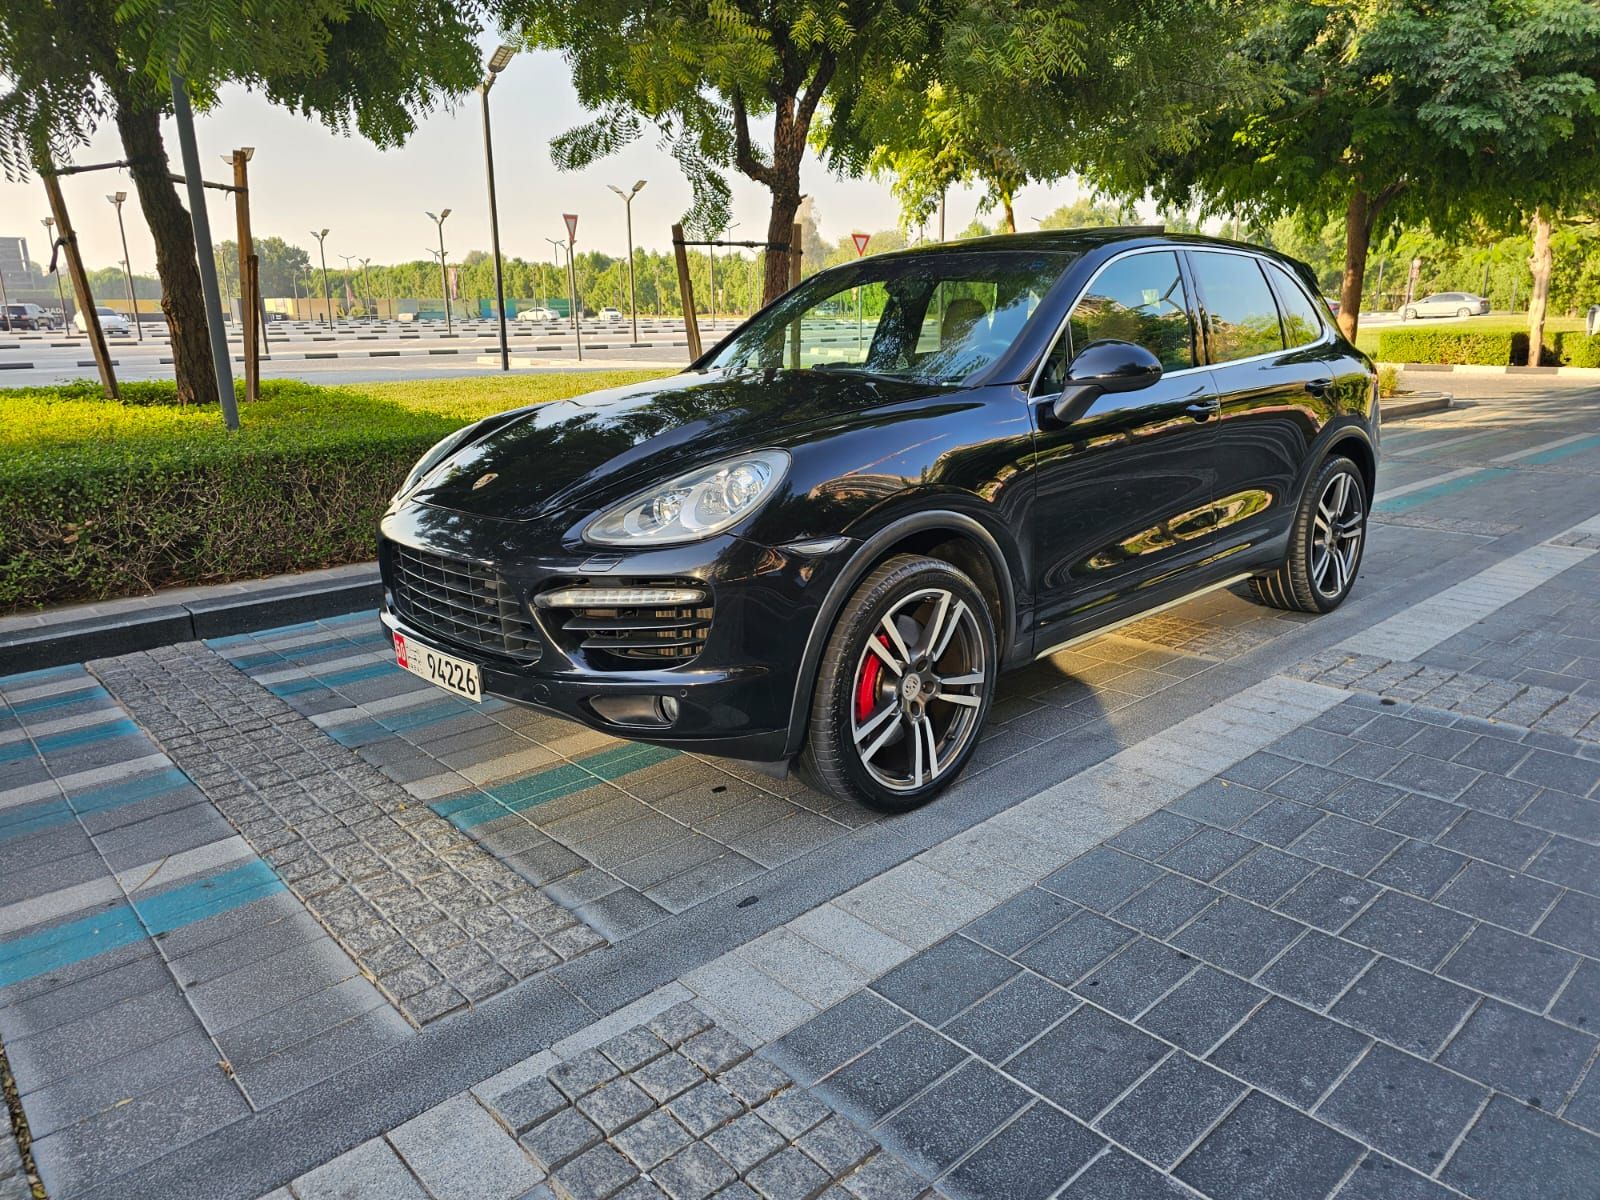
xmin=1527 ymin=207 xmax=1553 ymax=368
xmin=761 ymin=189 xmax=803 ymax=305
xmin=1001 ymin=192 xmax=1017 ymax=234
xmin=111 ymin=85 xmax=218 ymax=406
xmin=1338 ymin=189 xmax=1375 ymax=342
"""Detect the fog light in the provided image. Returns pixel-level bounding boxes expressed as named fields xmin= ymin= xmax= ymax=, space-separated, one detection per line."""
xmin=536 ymin=585 xmax=706 ymax=608
xmin=590 ymin=694 xmax=678 ymax=727
xmin=657 ymin=696 xmax=680 ymax=723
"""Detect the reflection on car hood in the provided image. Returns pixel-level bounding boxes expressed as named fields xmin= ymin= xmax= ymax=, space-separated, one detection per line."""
xmin=407 ymin=369 xmax=938 ymax=523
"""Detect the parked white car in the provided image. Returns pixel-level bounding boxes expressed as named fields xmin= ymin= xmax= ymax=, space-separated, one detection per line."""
xmin=1401 ymin=292 xmax=1490 ymax=320
xmin=599 ymin=307 xmax=624 ymax=322
xmin=73 ymin=306 xmax=131 ymax=335
xmin=515 ymin=307 xmax=559 ymax=322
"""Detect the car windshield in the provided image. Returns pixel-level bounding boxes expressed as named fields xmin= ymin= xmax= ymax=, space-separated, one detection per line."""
xmin=703 ymin=250 xmax=1074 ymax=384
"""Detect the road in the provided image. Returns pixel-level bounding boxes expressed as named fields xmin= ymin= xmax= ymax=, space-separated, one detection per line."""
xmin=1 ymin=375 xmax=1597 ymax=1200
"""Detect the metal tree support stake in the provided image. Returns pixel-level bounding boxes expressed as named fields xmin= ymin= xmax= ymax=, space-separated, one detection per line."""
xmin=40 ymin=167 xmax=119 ymax=399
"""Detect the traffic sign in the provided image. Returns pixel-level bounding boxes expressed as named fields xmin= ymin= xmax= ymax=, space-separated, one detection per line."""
xmin=852 ymin=232 xmax=871 ymax=256
xmin=564 ymin=213 xmax=579 ymax=243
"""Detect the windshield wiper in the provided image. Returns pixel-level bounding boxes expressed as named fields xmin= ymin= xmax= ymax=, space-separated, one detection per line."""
xmin=809 ymin=364 xmax=903 ymax=382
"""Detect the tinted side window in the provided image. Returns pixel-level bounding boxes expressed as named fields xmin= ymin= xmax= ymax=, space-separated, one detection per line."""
xmin=1192 ymin=251 xmax=1284 ymax=363
xmin=1067 ymin=251 xmax=1195 ymax=373
xmin=1265 ymin=262 xmax=1324 ymax=348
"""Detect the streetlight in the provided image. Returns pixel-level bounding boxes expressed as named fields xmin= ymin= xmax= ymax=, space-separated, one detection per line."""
xmin=41 ymin=217 xmax=69 ymax=329
xmin=310 ymin=228 xmax=332 ymax=328
xmin=481 ymin=45 xmax=516 ymax=370
xmin=544 ymin=236 xmax=569 ymax=325
xmin=106 ymin=192 xmax=144 ymax=341
xmin=608 ymin=179 xmax=646 ymax=342
xmin=426 ymin=209 xmax=452 ymax=334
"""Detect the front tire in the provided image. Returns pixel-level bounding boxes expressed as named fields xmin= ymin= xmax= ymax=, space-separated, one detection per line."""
xmin=798 ymin=555 xmax=997 ymax=812
xmin=1402 ymin=307 xmax=1417 ymax=321
xmin=1249 ymin=456 xmax=1368 ymax=614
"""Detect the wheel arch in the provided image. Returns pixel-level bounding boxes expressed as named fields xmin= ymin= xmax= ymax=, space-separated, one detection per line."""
xmin=781 ymin=509 xmax=1018 ymax=759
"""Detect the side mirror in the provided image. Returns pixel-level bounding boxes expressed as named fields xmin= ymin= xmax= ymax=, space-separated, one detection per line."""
xmin=1051 ymin=339 xmax=1163 ymax=424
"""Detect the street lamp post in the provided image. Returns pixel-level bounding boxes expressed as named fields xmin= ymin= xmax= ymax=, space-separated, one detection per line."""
xmin=426 ymin=209 xmax=452 ymax=334
xmin=107 ymin=192 xmax=144 ymax=341
xmin=543 ymin=238 xmax=565 ymax=318
xmin=482 ymin=45 xmax=516 ymax=370
xmin=310 ymin=228 xmax=332 ymax=328
xmin=41 ymin=218 xmax=69 ymax=328
xmin=608 ymin=180 xmax=646 ymax=342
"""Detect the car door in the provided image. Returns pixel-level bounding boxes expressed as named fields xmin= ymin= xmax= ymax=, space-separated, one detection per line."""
xmin=1027 ymin=248 xmax=1221 ymax=649
xmin=1188 ymin=249 xmax=1328 ymax=563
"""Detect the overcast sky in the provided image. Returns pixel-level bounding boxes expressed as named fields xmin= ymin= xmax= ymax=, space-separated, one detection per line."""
xmin=0 ymin=46 xmax=1115 ymax=275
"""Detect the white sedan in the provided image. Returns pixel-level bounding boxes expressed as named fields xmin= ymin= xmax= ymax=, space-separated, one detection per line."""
xmin=73 ymin=306 xmax=132 ymax=335
xmin=515 ymin=307 xmax=559 ymax=322
xmin=599 ymin=307 xmax=625 ymax=322
xmin=1401 ymin=292 xmax=1490 ymax=320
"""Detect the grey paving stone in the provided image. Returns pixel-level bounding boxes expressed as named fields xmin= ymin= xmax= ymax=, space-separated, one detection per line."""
xmin=1317 ymin=1043 xmax=1487 ymax=1174
xmin=1070 ymin=937 xmax=1195 ymax=1019
xmin=634 ymin=1053 xmax=708 ymax=1105
xmin=551 ymin=1049 xmax=623 ymax=1101
xmin=1368 ymin=840 xmax=1468 ymax=902
xmin=1158 ymin=827 xmax=1256 ymax=881
xmin=1438 ymin=1000 xmax=1597 ymax=1107
xmin=1528 ymin=834 xmax=1600 ymax=893
xmin=1437 ymin=810 xmax=1551 ymax=870
xmin=797 ymin=1116 xmax=878 ymax=1177
xmin=1330 ymin=742 xmax=1409 ymax=782
xmin=1292 ymin=814 xmax=1404 ymax=875
xmin=869 ymin=935 xmax=1017 ymax=1025
xmin=1534 ymin=890 xmax=1600 ymax=958
xmin=763 ymin=993 xmax=907 ymax=1088
xmin=1220 ymin=752 xmax=1300 ymax=790
xmin=755 ymin=1088 xmax=834 ymax=1141
xmin=1332 ymin=1153 xmax=1456 ymax=1200
xmin=961 ymin=887 xmax=1078 ymax=954
xmin=1039 ymin=848 xmax=1163 ymax=911
xmin=1138 ymin=965 xmax=1266 ymax=1057
xmin=717 ymin=1058 xmax=793 ymax=1107
xmin=1375 ymin=793 xmax=1464 ymax=840
xmin=1327 ymin=956 xmax=1476 ymax=1058
xmin=1236 ymin=797 xmax=1324 ymax=848
xmin=293 ymin=1137 xmax=432 ymax=1200
xmin=613 ymin=1110 xmax=693 ymax=1172
xmin=387 ymin=1094 xmax=544 ymax=1200
xmin=878 ymin=1059 xmax=1030 ymax=1175
xmin=1107 ymin=811 xmax=1204 ymax=861
xmin=1096 ymin=1051 xmax=1244 ymax=1168
xmin=1058 ymin=1147 xmax=1190 ymax=1198
xmin=493 ymin=1077 xmax=569 ymax=1133
xmin=1014 ymin=910 xmax=1137 ymax=986
xmin=667 ymin=1080 xmax=745 ymax=1138
xmin=648 ymin=1002 xmax=716 ymax=1048
xmin=1175 ymin=1090 xmax=1361 ymax=1200
xmin=1171 ymin=777 xmax=1273 ymax=828
xmin=1384 ymin=754 xmax=1480 ymax=801
xmin=1274 ymin=867 xmax=1380 ymax=933
xmin=1440 ymin=1095 xmax=1600 ymax=1200
xmin=554 ymin=1143 xmax=638 ymax=1200
xmin=1169 ymin=895 xmax=1304 ymax=976
xmin=520 ymin=1107 xmax=604 ymax=1172
xmin=1453 ymin=773 xmax=1538 ymax=818
xmin=578 ymin=1078 xmax=656 ymax=1135
xmin=1213 ymin=845 xmax=1316 ymax=906
xmin=1256 ymin=930 xmax=1374 ymax=1011
xmin=704 ymin=1112 xmax=786 ymax=1174
xmin=1005 ymin=1004 xmax=1167 ymax=1119
xmin=1342 ymin=889 xmax=1474 ymax=970
xmin=940 ymin=971 xmax=1076 ymax=1063
xmin=1439 ymin=922 xmax=1578 ymax=1010
xmin=1566 ymin=1063 xmax=1600 ymax=1133
xmin=598 ymin=1028 xmax=671 ymax=1072
xmin=654 ymin=1142 xmax=737 ymax=1200
xmin=1511 ymin=747 xmax=1600 ymax=795
xmin=1208 ymin=997 xmax=1370 ymax=1109
xmin=813 ymin=1024 xmax=966 ymax=1127
xmin=681 ymin=1027 xmax=751 ymax=1076
xmin=1550 ymin=956 xmax=1599 ymax=1033
xmin=1111 ymin=871 xmax=1220 ymax=935
xmin=938 ymin=1103 xmax=1103 ymax=1200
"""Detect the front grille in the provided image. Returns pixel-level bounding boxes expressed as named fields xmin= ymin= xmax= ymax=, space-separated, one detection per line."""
xmin=389 ymin=545 xmax=542 ymax=662
xmin=543 ymin=581 xmax=714 ymax=666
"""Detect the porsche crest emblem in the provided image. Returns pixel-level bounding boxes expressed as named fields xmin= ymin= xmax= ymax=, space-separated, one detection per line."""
xmin=472 ymin=472 xmax=499 ymax=490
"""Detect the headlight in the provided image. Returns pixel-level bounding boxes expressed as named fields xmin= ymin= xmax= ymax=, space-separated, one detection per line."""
xmin=392 ymin=427 xmax=477 ymax=502
xmin=583 ymin=450 xmax=790 ymax=546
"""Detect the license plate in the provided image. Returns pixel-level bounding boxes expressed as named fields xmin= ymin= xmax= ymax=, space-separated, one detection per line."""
xmin=394 ymin=633 xmax=481 ymax=702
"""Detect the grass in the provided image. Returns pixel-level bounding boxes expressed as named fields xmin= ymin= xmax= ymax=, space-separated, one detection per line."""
xmin=358 ymin=369 xmax=675 ymax=421
xmin=1354 ymin=313 xmax=1583 ymax=358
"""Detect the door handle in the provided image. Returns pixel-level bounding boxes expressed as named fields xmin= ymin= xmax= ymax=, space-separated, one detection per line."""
xmin=1307 ymin=377 xmax=1336 ymax=398
xmin=1184 ymin=398 xmax=1220 ymax=421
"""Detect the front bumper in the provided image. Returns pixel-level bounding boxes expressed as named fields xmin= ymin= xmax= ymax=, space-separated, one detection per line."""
xmin=377 ymin=507 xmax=851 ymax=762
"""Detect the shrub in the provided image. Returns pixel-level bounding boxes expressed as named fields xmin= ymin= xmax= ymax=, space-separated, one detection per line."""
xmin=1551 ymin=331 xmax=1600 ymax=367
xmin=0 ymin=371 xmax=672 ymax=611
xmin=1377 ymin=364 xmax=1400 ymax=397
xmin=1374 ymin=328 xmax=1538 ymax=365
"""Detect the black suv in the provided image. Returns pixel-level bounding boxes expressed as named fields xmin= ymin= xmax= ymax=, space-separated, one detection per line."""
xmin=380 ymin=230 xmax=1376 ymax=810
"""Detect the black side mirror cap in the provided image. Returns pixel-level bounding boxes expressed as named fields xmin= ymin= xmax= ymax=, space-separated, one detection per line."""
xmin=1051 ymin=339 xmax=1164 ymax=424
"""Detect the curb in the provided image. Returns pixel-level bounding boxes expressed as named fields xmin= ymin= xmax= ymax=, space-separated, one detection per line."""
xmin=0 ymin=572 xmax=383 ymax=675
xmin=1379 ymin=361 xmax=1600 ymax=377
xmin=1381 ymin=392 xmax=1453 ymax=419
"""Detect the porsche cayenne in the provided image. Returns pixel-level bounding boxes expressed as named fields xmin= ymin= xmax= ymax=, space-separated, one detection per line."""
xmin=379 ymin=229 xmax=1377 ymax=810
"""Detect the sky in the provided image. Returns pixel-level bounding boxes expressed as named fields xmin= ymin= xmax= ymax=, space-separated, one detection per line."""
xmin=0 ymin=45 xmax=1117 ymax=277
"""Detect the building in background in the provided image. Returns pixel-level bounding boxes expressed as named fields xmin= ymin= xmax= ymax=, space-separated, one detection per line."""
xmin=0 ymin=236 xmax=31 ymax=284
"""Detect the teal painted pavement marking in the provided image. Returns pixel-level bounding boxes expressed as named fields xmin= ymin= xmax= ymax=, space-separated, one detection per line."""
xmin=0 ymin=859 xmax=285 ymax=988
xmin=0 ymin=716 xmax=139 ymax=765
xmin=266 ymin=660 xmax=396 ymax=697
xmin=0 ymin=767 xmax=192 ymax=844
xmin=1376 ymin=468 xmax=1500 ymax=514
xmin=1514 ymin=431 xmax=1600 ymax=466
xmin=435 ymin=741 xmax=679 ymax=831
xmin=10 ymin=684 xmax=111 ymax=716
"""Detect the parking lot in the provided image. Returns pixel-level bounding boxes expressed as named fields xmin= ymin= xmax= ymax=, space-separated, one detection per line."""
xmin=2 ymin=375 xmax=1598 ymax=1200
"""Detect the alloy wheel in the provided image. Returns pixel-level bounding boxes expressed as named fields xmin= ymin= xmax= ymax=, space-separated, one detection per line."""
xmin=848 ymin=587 xmax=988 ymax=793
xmin=1311 ymin=471 xmax=1364 ymax=598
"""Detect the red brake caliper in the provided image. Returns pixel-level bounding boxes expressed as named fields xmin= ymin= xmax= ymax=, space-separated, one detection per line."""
xmin=856 ymin=634 xmax=888 ymax=722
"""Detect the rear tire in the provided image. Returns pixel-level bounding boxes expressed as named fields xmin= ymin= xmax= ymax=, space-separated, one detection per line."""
xmin=1456 ymin=307 xmax=1471 ymax=318
xmin=1249 ymin=456 xmax=1368 ymax=614
xmin=798 ymin=555 xmax=997 ymax=812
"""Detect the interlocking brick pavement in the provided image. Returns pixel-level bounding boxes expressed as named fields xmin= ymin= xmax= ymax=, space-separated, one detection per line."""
xmin=89 ymin=643 xmax=604 ymax=1025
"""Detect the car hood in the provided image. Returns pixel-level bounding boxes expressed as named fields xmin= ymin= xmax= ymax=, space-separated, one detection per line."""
xmin=406 ymin=368 xmax=941 ymax=523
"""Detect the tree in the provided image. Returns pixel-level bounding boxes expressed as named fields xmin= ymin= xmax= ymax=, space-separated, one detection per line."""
xmin=1123 ymin=0 xmax=1600 ymax=342
xmin=1 ymin=0 xmax=510 ymax=404
xmin=1038 ymin=197 xmax=1136 ymax=232
xmin=518 ymin=0 xmax=968 ymax=305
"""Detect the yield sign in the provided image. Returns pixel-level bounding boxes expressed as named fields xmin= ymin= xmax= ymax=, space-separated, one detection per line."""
xmin=563 ymin=213 xmax=579 ymax=243
xmin=851 ymin=232 xmax=871 ymax=256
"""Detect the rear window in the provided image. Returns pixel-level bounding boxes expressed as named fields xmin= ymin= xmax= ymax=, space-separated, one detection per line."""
xmin=1264 ymin=262 xmax=1325 ymax=348
xmin=1191 ymin=251 xmax=1284 ymax=363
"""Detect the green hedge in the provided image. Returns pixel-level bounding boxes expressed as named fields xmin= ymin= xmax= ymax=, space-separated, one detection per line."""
xmin=0 ymin=372 xmax=668 ymax=611
xmin=1377 ymin=326 xmax=1600 ymax=366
